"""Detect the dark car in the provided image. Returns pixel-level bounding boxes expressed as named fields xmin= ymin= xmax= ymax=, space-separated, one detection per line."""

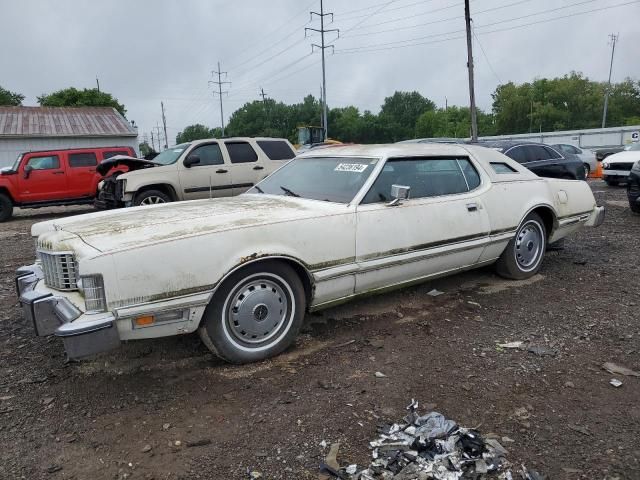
xmin=627 ymin=160 xmax=640 ymax=213
xmin=594 ymin=146 xmax=624 ymax=161
xmin=472 ymin=141 xmax=586 ymax=180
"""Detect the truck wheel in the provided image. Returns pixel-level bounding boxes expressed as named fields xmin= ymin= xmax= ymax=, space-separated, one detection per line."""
xmin=198 ymin=261 xmax=306 ymax=364
xmin=0 ymin=193 xmax=13 ymax=222
xmin=495 ymin=212 xmax=547 ymax=280
xmin=134 ymin=189 xmax=171 ymax=206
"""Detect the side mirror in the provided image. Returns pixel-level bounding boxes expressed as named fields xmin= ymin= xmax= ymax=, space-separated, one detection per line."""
xmin=23 ymin=165 xmax=33 ymax=179
xmin=387 ymin=184 xmax=410 ymax=207
xmin=183 ymin=154 xmax=201 ymax=168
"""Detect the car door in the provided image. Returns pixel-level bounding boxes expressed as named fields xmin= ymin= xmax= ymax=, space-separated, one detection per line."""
xmin=515 ymin=145 xmax=561 ymax=178
xmin=66 ymin=151 xmax=99 ymax=197
xmin=178 ymin=142 xmax=232 ymax=199
xmin=354 ymin=157 xmax=490 ymax=293
xmin=224 ymin=140 xmax=266 ymax=195
xmin=17 ymin=153 xmax=68 ymax=202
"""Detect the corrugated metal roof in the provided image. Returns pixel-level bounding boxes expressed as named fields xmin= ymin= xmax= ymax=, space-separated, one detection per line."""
xmin=0 ymin=106 xmax=137 ymax=138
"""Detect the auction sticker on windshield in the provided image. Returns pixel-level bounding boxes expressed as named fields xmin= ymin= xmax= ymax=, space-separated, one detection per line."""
xmin=334 ymin=163 xmax=369 ymax=173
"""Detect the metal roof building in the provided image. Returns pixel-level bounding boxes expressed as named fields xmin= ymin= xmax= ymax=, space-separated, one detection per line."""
xmin=0 ymin=106 xmax=138 ymax=167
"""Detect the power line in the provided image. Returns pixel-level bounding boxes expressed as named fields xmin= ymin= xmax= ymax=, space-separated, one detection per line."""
xmin=339 ymin=0 xmax=402 ymax=37
xmin=208 ymin=62 xmax=231 ymax=136
xmin=472 ymin=23 xmax=502 ymax=84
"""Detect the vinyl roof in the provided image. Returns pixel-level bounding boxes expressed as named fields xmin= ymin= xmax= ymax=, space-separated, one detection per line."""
xmin=0 ymin=106 xmax=137 ymax=138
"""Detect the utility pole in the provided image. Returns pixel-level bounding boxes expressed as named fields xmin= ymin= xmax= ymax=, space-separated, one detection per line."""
xmin=464 ymin=0 xmax=478 ymax=142
xmin=209 ymin=62 xmax=231 ymax=137
xmin=96 ymin=76 xmax=100 ymax=92
xmin=151 ymin=130 xmax=156 ymax=153
xmin=153 ymin=123 xmax=163 ymax=152
xmin=259 ymin=87 xmax=268 ymax=105
xmin=161 ymin=102 xmax=168 ymax=149
xmin=306 ymin=0 xmax=338 ymax=141
xmin=601 ymin=33 xmax=618 ymax=128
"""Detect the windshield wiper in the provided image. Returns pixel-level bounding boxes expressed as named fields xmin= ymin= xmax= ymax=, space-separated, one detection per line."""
xmin=280 ymin=186 xmax=300 ymax=197
xmin=253 ymin=185 xmax=264 ymax=193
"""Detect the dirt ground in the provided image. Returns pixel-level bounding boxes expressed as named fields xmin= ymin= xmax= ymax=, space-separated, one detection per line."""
xmin=1 ymin=181 xmax=638 ymax=480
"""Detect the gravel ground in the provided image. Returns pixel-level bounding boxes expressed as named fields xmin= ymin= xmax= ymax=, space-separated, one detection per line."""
xmin=0 ymin=180 xmax=638 ymax=480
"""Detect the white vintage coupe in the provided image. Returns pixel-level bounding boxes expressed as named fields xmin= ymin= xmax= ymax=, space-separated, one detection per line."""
xmin=17 ymin=144 xmax=604 ymax=363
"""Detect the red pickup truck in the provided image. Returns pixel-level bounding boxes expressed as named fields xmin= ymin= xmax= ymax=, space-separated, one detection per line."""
xmin=0 ymin=146 xmax=135 ymax=222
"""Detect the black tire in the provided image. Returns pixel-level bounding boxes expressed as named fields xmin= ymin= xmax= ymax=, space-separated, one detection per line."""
xmin=0 ymin=193 xmax=13 ymax=222
xmin=604 ymin=179 xmax=619 ymax=187
xmin=198 ymin=261 xmax=306 ymax=364
xmin=495 ymin=212 xmax=547 ymax=280
xmin=134 ymin=189 xmax=171 ymax=206
xmin=583 ymin=164 xmax=590 ymax=179
xmin=631 ymin=201 xmax=640 ymax=214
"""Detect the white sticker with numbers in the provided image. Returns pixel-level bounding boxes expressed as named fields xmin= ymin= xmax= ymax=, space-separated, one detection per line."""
xmin=334 ymin=163 xmax=368 ymax=173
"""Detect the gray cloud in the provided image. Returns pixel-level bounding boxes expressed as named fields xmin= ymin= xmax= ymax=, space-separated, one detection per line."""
xmin=2 ymin=0 xmax=639 ymax=146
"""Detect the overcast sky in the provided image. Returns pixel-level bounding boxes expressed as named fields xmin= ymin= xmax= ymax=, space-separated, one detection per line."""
xmin=2 ymin=0 xmax=639 ymax=146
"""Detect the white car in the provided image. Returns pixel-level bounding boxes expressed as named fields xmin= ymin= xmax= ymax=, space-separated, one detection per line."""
xmin=550 ymin=144 xmax=597 ymax=177
xmin=602 ymin=143 xmax=640 ymax=186
xmin=17 ymin=144 xmax=604 ymax=364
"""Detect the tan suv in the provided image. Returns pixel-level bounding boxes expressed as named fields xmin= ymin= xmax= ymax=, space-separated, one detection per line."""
xmin=97 ymin=137 xmax=296 ymax=208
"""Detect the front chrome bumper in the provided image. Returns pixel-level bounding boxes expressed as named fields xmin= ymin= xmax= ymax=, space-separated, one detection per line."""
xmin=586 ymin=205 xmax=606 ymax=227
xmin=17 ymin=264 xmax=120 ymax=360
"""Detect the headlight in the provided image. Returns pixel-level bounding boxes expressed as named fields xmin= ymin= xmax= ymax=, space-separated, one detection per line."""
xmin=79 ymin=275 xmax=107 ymax=312
xmin=117 ymin=178 xmax=127 ymax=199
xmin=603 ymin=162 xmax=610 ymax=169
xmin=632 ymin=160 xmax=640 ymax=172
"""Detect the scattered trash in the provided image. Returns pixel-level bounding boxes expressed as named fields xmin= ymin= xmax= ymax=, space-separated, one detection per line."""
xmin=249 ymin=471 xmax=263 ymax=479
xmin=527 ymin=345 xmax=557 ymax=357
xmin=141 ymin=444 xmax=152 ymax=453
xmin=564 ymin=381 xmax=575 ymax=388
xmin=319 ymin=399 xmax=543 ymax=479
xmin=610 ymin=378 xmax=623 ymax=388
xmin=602 ymin=362 xmax=640 ymax=377
xmin=497 ymin=341 xmax=523 ymax=349
xmin=567 ymin=424 xmax=591 ymax=436
xmin=42 ymin=397 xmax=55 ymax=406
xmin=427 ymin=289 xmax=444 ymax=297
xmin=374 ymin=371 xmax=387 ymax=378
xmin=162 ymin=422 xmax=171 ymax=431
xmin=467 ymin=301 xmax=481 ymax=307
xmin=320 ymin=440 xmax=328 ymax=449
xmin=319 ymin=443 xmax=342 ymax=480
xmin=46 ymin=465 xmax=63 ymax=474
xmin=334 ymin=339 xmax=356 ymax=348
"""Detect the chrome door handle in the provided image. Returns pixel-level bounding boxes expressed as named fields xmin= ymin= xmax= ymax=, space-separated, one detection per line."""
xmin=253 ymin=165 xmax=264 ymax=170
xmin=52 ymin=171 xmax=65 ymax=175
xmin=466 ymin=202 xmax=478 ymax=212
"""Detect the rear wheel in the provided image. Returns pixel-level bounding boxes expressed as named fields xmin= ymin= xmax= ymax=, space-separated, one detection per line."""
xmin=134 ymin=189 xmax=171 ymax=206
xmin=198 ymin=261 xmax=306 ymax=364
xmin=0 ymin=193 xmax=13 ymax=222
xmin=496 ymin=212 xmax=547 ymax=280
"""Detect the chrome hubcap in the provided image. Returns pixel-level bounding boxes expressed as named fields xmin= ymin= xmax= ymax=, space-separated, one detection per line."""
xmin=515 ymin=221 xmax=543 ymax=270
xmin=140 ymin=196 xmax=165 ymax=205
xmin=227 ymin=279 xmax=288 ymax=345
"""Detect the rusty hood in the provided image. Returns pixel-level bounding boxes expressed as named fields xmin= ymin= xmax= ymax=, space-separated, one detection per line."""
xmin=32 ymin=194 xmax=347 ymax=254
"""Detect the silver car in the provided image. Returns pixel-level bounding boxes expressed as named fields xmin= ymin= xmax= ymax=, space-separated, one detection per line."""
xmin=551 ymin=144 xmax=597 ymax=177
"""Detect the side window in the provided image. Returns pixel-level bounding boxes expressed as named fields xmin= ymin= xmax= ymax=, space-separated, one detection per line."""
xmin=189 ymin=143 xmax=224 ymax=166
xmin=226 ymin=141 xmax=258 ymax=163
xmin=506 ymin=146 xmax=527 ymax=163
xmin=362 ymin=158 xmax=471 ymax=204
xmin=490 ymin=162 xmax=518 ymax=174
xmin=257 ymin=140 xmax=295 ymax=160
xmin=528 ymin=145 xmax=551 ymax=161
xmin=102 ymin=150 xmax=129 ymax=160
xmin=543 ymin=146 xmax=562 ymax=159
xmin=26 ymin=155 xmax=60 ymax=170
xmin=68 ymin=152 xmax=98 ymax=167
xmin=458 ymin=159 xmax=481 ymax=190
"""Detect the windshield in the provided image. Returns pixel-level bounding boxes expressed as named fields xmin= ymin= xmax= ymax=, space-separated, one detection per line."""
xmin=624 ymin=143 xmax=640 ymax=151
xmin=248 ymin=156 xmax=379 ymax=203
xmin=10 ymin=153 xmax=23 ymax=171
xmin=152 ymin=143 xmax=190 ymax=165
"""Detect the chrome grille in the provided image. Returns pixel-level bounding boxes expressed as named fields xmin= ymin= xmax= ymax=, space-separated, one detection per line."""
xmin=39 ymin=251 xmax=78 ymax=291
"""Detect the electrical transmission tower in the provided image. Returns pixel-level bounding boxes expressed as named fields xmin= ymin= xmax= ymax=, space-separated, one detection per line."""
xmin=601 ymin=33 xmax=618 ymax=128
xmin=306 ymin=0 xmax=338 ymax=140
xmin=209 ymin=61 xmax=231 ymax=137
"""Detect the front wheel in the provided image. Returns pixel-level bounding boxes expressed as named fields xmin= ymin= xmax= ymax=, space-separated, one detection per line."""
xmin=198 ymin=261 xmax=306 ymax=364
xmin=496 ymin=212 xmax=547 ymax=280
xmin=134 ymin=189 xmax=171 ymax=206
xmin=0 ymin=193 xmax=14 ymax=222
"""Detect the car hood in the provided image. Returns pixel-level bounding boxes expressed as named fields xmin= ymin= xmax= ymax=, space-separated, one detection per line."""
xmin=96 ymin=155 xmax=159 ymax=176
xmin=605 ymin=151 xmax=640 ymax=163
xmin=33 ymin=195 xmax=348 ymax=254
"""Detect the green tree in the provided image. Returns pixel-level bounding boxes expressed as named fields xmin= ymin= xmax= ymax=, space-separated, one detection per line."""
xmin=0 ymin=85 xmax=24 ymax=106
xmin=175 ymin=124 xmax=215 ymax=144
xmin=37 ymin=87 xmax=126 ymax=116
xmin=379 ymin=91 xmax=436 ymax=141
xmin=139 ymin=141 xmax=155 ymax=156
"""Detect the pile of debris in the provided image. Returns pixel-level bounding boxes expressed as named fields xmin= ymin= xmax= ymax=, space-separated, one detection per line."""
xmin=321 ymin=400 xmax=543 ymax=480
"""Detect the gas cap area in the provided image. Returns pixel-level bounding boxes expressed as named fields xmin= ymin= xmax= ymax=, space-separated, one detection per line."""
xmin=557 ymin=190 xmax=568 ymax=204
